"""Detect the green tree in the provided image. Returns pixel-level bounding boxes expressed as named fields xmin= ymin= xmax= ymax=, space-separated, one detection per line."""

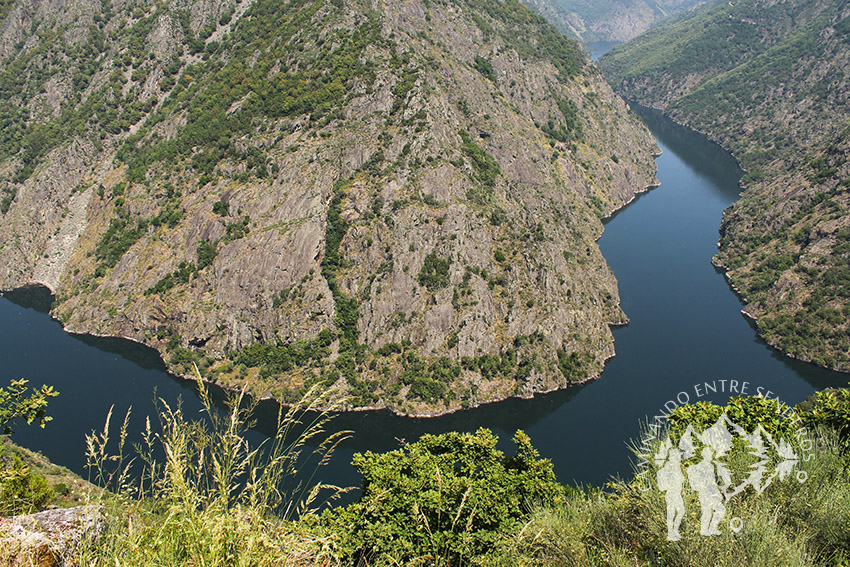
xmin=196 ymin=239 xmax=218 ymax=270
xmin=328 ymin=428 xmax=566 ymax=565
xmin=212 ymin=199 xmax=229 ymax=216
xmin=0 ymin=379 xmax=58 ymax=515
xmin=418 ymin=252 xmax=452 ymax=291
xmin=472 ymin=56 xmax=497 ymax=83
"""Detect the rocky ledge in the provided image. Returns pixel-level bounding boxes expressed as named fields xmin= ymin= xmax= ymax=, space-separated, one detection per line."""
xmin=0 ymin=506 xmax=103 ymax=567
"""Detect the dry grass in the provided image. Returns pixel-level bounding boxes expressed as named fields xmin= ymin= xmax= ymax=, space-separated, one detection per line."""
xmin=74 ymin=365 xmax=350 ymax=566
xmin=487 ymin=429 xmax=850 ymax=567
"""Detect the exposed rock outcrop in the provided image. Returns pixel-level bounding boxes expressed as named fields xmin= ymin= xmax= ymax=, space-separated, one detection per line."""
xmin=0 ymin=0 xmax=658 ymax=414
xmin=0 ymin=506 xmax=103 ymax=567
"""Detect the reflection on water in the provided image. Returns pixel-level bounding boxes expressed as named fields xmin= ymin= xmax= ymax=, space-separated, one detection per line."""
xmin=249 ymin=385 xmax=585 ymax=457
xmin=3 ymin=285 xmax=54 ymax=313
xmin=73 ymin=334 xmax=169 ymax=373
xmin=1 ymin=109 xmax=848 ymax=496
xmin=632 ymin=104 xmax=743 ymax=200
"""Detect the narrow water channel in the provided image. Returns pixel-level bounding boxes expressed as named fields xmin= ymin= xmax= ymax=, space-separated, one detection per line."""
xmin=2 ymin=107 xmax=847 ymax=496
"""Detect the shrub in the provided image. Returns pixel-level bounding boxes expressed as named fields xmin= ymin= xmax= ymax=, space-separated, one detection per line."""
xmin=473 ymin=56 xmax=497 ymax=83
xmin=489 ymin=206 xmax=506 ymax=225
xmin=94 ymin=215 xmax=147 ymax=269
xmin=666 ymin=395 xmax=797 ymax=438
xmin=418 ymin=252 xmax=452 ymax=291
xmin=328 ymin=428 xmax=565 ymax=566
xmin=196 ymin=239 xmax=218 ymax=270
xmin=460 ymin=131 xmax=501 ymax=189
xmin=0 ymin=454 xmax=53 ymax=516
xmin=556 ymin=349 xmax=590 ymax=382
xmin=222 ymin=216 xmax=250 ymax=243
xmin=212 ymin=199 xmax=229 ymax=216
xmin=799 ymin=388 xmax=850 ymax=443
xmin=235 ymin=330 xmax=334 ymax=375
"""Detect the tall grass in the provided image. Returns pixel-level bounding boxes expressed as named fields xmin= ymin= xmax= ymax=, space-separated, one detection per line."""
xmin=487 ymin=427 xmax=850 ymax=567
xmin=21 ymin=380 xmax=850 ymax=566
xmin=76 ymin=365 xmax=350 ymax=566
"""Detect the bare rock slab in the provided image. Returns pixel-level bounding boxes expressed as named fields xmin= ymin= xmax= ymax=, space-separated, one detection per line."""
xmin=0 ymin=505 xmax=103 ymax=567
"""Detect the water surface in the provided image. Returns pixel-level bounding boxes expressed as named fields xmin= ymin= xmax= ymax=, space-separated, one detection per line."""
xmin=586 ymin=41 xmax=621 ymax=60
xmin=2 ymin=107 xmax=847 ymax=494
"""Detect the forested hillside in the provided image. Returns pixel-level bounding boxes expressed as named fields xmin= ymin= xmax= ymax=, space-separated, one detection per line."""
xmin=601 ymin=0 xmax=850 ymax=371
xmin=0 ymin=0 xmax=658 ymax=414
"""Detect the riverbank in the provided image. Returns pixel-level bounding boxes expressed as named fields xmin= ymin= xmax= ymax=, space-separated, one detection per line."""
xmin=5 ymin=108 xmax=850 ymax=494
xmin=599 ymin=0 xmax=850 ymax=374
xmin=0 ymin=162 xmax=663 ymax=421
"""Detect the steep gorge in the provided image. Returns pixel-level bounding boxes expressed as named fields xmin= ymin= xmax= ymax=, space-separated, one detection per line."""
xmin=520 ymin=0 xmax=704 ymax=43
xmin=601 ymin=0 xmax=850 ymax=372
xmin=0 ymin=0 xmax=658 ymax=415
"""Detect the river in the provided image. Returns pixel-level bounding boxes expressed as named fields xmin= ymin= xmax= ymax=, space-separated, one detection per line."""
xmin=2 ymin=106 xmax=848 ymax=496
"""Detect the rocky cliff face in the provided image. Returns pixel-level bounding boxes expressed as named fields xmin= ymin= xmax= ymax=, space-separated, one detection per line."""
xmin=520 ymin=0 xmax=704 ymax=43
xmin=601 ymin=0 xmax=850 ymax=372
xmin=0 ymin=0 xmax=658 ymax=415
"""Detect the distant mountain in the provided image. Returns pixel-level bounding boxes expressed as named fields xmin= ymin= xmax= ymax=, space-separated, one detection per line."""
xmin=521 ymin=0 xmax=705 ymax=42
xmin=0 ymin=0 xmax=658 ymax=414
xmin=600 ymin=0 xmax=850 ymax=372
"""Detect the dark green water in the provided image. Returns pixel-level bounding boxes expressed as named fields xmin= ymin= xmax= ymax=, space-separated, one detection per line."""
xmin=2 ymin=107 xmax=848 ymax=495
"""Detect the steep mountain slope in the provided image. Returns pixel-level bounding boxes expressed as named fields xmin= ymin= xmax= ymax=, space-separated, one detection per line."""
xmin=600 ymin=0 xmax=850 ymax=371
xmin=521 ymin=0 xmax=704 ymax=42
xmin=0 ymin=0 xmax=657 ymax=415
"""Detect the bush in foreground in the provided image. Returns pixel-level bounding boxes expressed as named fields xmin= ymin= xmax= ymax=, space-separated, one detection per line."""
xmin=35 ymin=382 xmax=850 ymax=566
xmin=325 ymin=428 xmax=566 ymax=566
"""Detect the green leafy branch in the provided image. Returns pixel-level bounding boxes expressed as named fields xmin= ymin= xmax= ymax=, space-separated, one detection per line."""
xmin=0 ymin=379 xmax=59 ymax=435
